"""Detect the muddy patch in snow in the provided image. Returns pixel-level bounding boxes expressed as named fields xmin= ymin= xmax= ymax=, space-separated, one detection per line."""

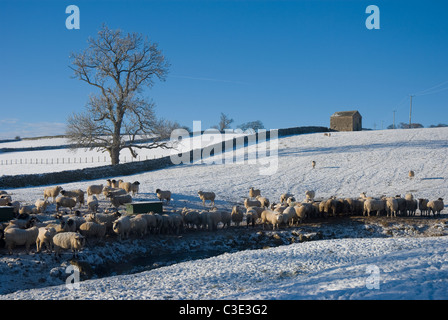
xmin=1 ymin=215 xmax=447 ymax=296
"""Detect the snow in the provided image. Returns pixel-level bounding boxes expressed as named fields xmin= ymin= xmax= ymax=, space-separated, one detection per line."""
xmin=1 ymin=127 xmax=448 ymax=300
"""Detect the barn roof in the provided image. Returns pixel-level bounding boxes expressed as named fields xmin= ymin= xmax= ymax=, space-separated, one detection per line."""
xmin=331 ymin=110 xmax=361 ymax=117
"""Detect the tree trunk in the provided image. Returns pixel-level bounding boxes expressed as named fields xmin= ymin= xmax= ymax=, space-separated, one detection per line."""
xmin=109 ymin=146 xmax=121 ymax=165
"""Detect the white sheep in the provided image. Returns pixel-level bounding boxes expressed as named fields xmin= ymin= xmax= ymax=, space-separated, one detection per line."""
xmin=280 ymin=193 xmax=294 ymax=204
xmin=34 ymin=199 xmax=50 ymax=213
xmin=286 ymin=196 xmax=297 ymax=207
xmin=418 ymin=198 xmax=429 ymax=216
xmin=43 ymin=186 xmax=63 ymax=203
xmin=109 ymin=194 xmax=133 ymax=209
xmin=282 ymin=206 xmax=296 ymax=226
xmin=55 ymin=196 xmax=77 ymax=213
xmin=130 ymin=181 xmax=140 ymax=196
xmin=260 ymin=210 xmax=283 ymax=230
xmin=294 ymin=205 xmax=308 ymax=224
xmin=87 ymin=195 xmax=99 ymax=213
xmin=305 ymin=190 xmax=315 ymax=202
xmin=428 ymin=198 xmax=444 ymax=217
xmin=247 ymin=206 xmax=264 ymax=217
xmin=217 ymin=209 xmax=231 ymax=229
xmin=249 ymin=187 xmax=261 ymax=199
xmin=245 ymin=208 xmax=258 ymax=228
xmin=363 ymin=199 xmax=386 ymax=217
xmin=52 ymin=232 xmax=85 ymax=258
xmin=198 ymin=190 xmax=215 ymax=207
xmin=120 ymin=181 xmax=133 ymax=194
xmin=130 ymin=215 xmax=148 ymax=238
xmin=156 ymin=189 xmax=172 ymax=204
xmin=19 ymin=205 xmax=36 ymax=215
xmin=137 ymin=213 xmax=159 ymax=233
xmin=312 ymin=160 xmax=316 ymax=169
xmin=79 ymin=221 xmax=107 ymax=239
xmin=409 ymin=170 xmax=415 ymax=179
xmin=256 ymin=195 xmax=270 ymax=208
xmin=36 ymin=227 xmax=57 ymax=253
xmin=4 ymin=226 xmax=39 ymax=254
xmin=182 ymin=209 xmax=201 ymax=230
xmin=112 ymin=215 xmax=131 ymax=240
xmin=86 ymin=212 xmax=120 ymax=233
xmin=60 ymin=189 xmax=85 ymax=208
xmin=244 ymin=198 xmax=261 ymax=208
xmin=231 ymin=205 xmax=244 ymax=226
xmin=205 ymin=210 xmax=221 ymax=231
xmin=385 ymin=197 xmax=398 ymax=218
xmin=87 ymin=184 xmax=104 ymax=197
xmin=169 ymin=212 xmax=184 ymax=234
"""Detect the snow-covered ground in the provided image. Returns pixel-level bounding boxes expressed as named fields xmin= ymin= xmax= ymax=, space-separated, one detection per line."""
xmin=4 ymin=236 xmax=448 ymax=300
xmin=1 ymin=127 xmax=448 ymax=300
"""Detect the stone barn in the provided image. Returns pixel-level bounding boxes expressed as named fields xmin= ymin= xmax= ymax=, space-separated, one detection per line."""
xmin=330 ymin=110 xmax=362 ymax=131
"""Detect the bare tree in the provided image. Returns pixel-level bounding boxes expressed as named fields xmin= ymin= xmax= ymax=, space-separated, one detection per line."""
xmin=212 ymin=112 xmax=234 ymax=131
xmin=66 ymin=24 xmax=177 ymax=165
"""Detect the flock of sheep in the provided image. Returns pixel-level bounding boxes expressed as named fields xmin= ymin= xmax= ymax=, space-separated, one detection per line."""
xmin=0 ymin=178 xmax=445 ymax=258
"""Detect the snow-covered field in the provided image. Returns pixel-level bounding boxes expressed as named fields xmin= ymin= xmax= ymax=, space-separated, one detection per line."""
xmin=1 ymin=127 xmax=448 ymax=300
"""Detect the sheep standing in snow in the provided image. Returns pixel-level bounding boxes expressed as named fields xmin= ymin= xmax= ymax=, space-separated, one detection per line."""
xmin=61 ymin=189 xmax=85 ymax=208
xmin=34 ymin=199 xmax=50 ymax=213
xmin=260 ymin=210 xmax=283 ymax=230
xmin=87 ymin=184 xmax=103 ymax=197
xmin=280 ymin=193 xmax=294 ymax=204
xmin=305 ymin=190 xmax=315 ymax=202
xmin=231 ymin=205 xmax=244 ymax=226
xmin=182 ymin=209 xmax=201 ymax=230
xmin=129 ymin=215 xmax=148 ymax=238
xmin=86 ymin=212 xmax=120 ymax=234
xmin=4 ymin=226 xmax=39 ymax=254
xmin=206 ymin=210 xmax=221 ymax=231
xmin=43 ymin=186 xmax=63 ymax=203
xmin=249 ymin=187 xmax=261 ymax=199
xmin=52 ymin=232 xmax=85 ymax=258
xmin=409 ymin=170 xmax=415 ymax=179
xmin=79 ymin=221 xmax=107 ymax=240
xmin=244 ymin=198 xmax=261 ymax=209
xmin=294 ymin=204 xmax=313 ymax=224
xmin=36 ymin=227 xmax=57 ymax=253
xmin=130 ymin=181 xmax=140 ymax=196
xmin=418 ymin=198 xmax=429 ymax=216
xmin=427 ymin=198 xmax=444 ymax=217
xmin=87 ymin=195 xmax=99 ymax=213
xmin=256 ymin=195 xmax=270 ymax=208
xmin=385 ymin=198 xmax=399 ymax=218
xmin=55 ymin=196 xmax=77 ymax=213
xmin=246 ymin=208 xmax=258 ymax=228
xmin=198 ymin=191 xmax=215 ymax=207
xmin=282 ymin=206 xmax=297 ymax=226
xmin=405 ymin=194 xmax=418 ymax=216
xmin=108 ymin=193 xmax=132 ymax=209
xmin=112 ymin=216 xmax=131 ymax=240
xmin=363 ymin=199 xmax=386 ymax=217
xmin=394 ymin=196 xmax=407 ymax=216
xmin=312 ymin=161 xmax=316 ymax=169
xmin=156 ymin=189 xmax=172 ymax=204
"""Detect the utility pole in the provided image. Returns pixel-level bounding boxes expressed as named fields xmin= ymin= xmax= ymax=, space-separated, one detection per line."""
xmin=409 ymin=95 xmax=414 ymax=128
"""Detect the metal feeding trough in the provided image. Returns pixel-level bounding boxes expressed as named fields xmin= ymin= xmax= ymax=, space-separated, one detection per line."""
xmin=126 ymin=201 xmax=163 ymax=215
xmin=0 ymin=206 xmax=15 ymax=222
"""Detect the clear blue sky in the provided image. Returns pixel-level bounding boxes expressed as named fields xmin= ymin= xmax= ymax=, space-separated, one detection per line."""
xmin=1 ymin=0 xmax=447 ymax=139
